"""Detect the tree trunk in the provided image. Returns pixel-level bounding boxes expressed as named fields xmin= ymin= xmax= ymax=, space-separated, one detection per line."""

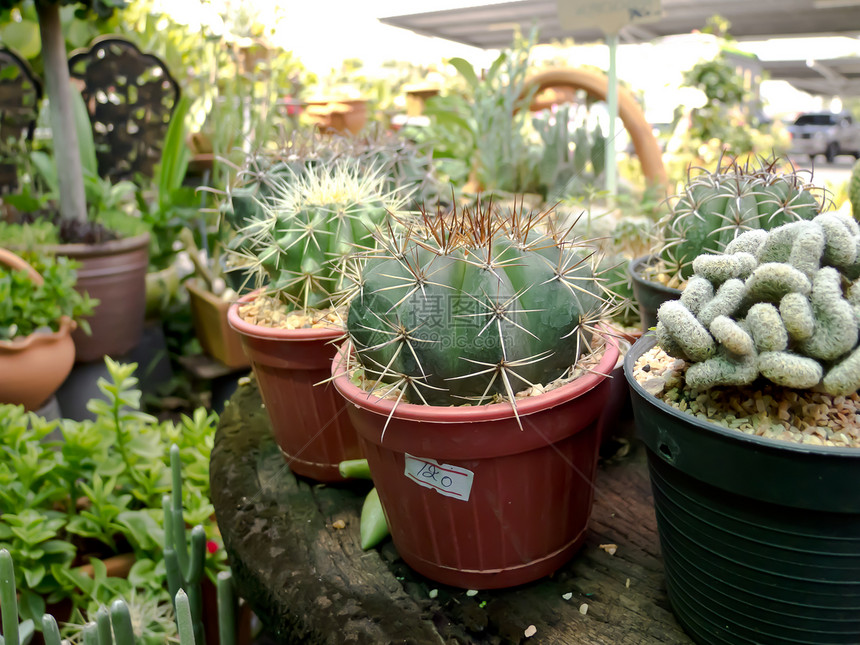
xmin=36 ymin=0 xmax=88 ymax=224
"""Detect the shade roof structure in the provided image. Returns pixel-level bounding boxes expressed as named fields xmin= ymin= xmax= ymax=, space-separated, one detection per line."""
xmin=380 ymin=0 xmax=860 ymax=49
xmin=759 ymin=57 xmax=860 ymax=96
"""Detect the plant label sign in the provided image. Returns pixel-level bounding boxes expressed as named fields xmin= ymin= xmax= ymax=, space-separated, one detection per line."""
xmin=404 ymin=454 xmax=474 ymax=502
xmin=556 ymin=0 xmax=662 ymax=34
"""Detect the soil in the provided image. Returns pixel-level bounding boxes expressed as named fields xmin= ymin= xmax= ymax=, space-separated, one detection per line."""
xmin=6 ymin=208 xmax=120 ymax=244
xmin=632 ymin=345 xmax=860 ymax=448
xmin=236 ymin=293 xmax=343 ymax=330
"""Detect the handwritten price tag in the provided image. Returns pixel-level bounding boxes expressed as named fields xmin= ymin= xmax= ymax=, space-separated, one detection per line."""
xmin=404 ymin=454 xmax=474 ymax=502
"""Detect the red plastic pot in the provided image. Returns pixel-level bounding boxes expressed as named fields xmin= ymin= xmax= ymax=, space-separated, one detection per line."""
xmin=227 ymin=295 xmax=362 ymax=482
xmin=331 ymin=337 xmax=619 ymax=589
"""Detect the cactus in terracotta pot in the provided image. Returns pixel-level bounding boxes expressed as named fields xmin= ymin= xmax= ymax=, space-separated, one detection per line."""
xmin=656 ymin=212 xmax=860 ymax=395
xmin=345 ymin=201 xmax=608 ymax=408
xmin=227 ymin=157 xmax=408 ymax=312
xmin=658 ymin=155 xmax=824 ymax=286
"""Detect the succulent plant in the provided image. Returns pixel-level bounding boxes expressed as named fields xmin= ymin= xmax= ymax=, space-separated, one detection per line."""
xmin=344 ymin=201 xmax=608 ymax=413
xmin=660 ymin=156 xmax=824 ymax=284
xmin=656 ymin=211 xmax=860 ymax=395
xmin=226 ymin=157 xmax=408 ymax=312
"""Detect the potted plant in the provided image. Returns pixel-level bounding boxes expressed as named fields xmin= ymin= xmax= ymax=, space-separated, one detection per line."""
xmin=0 ymin=248 xmax=95 ymax=410
xmin=0 ymin=0 xmax=156 ymax=363
xmin=187 ymin=127 xmax=437 ymax=371
xmin=0 ymin=357 xmax=225 ymax=634
xmin=330 ymin=201 xmax=619 ymax=589
xmin=624 ymin=210 xmax=860 ymax=643
xmin=628 ymin=155 xmax=824 ymax=330
xmin=225 ymin=153 xmax=409 ymax=482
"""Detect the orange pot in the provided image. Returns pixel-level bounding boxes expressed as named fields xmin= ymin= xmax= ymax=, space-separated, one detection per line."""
xmin=0 ymin=248 xmax=77 ymax=410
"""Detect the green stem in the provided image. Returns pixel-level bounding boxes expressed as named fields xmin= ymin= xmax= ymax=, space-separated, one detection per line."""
xmin=217 ymin=571 xmax=236 ymax=645
xmin=41 ymin=615 xmax=63 ymax=645
xmin=174 ymin=590 xmax=196 ymax=645
xmin=0 ymin=550 xmax=19 ymax=645
xmin=110 ymin=599 xmax=136 ymax=644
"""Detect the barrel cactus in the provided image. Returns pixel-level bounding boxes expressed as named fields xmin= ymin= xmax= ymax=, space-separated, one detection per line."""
xmin=656 ymin=211 xmax=860 ymax=395
xmin=227 ymin=157 xmax=407 ymax=312
xmin=660 ymin=156 xmax=824 ymax=285
xmin=345 ymin=202 xmax=607 ymax=410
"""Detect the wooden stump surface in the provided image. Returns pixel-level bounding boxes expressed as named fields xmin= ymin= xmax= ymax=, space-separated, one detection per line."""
xmin=210 ymin=380 xmax=693 ymax=645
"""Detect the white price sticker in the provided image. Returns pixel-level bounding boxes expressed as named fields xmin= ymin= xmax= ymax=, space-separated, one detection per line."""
xmin=404 ymin=454 xmax=474 ymax=502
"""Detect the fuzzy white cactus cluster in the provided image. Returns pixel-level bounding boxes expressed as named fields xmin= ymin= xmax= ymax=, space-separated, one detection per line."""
xmin=656 ymin=212 xmax=860 ymax=396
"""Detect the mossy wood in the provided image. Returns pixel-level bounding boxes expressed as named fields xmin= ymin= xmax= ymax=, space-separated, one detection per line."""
xmin=210 ymin=380 xmax=693 ymax=645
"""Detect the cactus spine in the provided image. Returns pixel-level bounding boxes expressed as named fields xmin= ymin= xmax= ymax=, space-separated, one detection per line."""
xmin=228 ymin=158 xmax=407 ymax=312
xmin=346 ymin=202 xmax=606 ymax=413
xmin=661 ymin=156 xmax=823 ymax=283
xmin=656 ymin=212 xmax=860 ymax=395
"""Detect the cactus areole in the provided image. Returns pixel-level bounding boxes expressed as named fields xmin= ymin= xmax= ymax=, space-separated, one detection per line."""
xmin=345 ymin=202 xmax=607 ymax=408
xmin=660 ymin=156 xmax=823 ymax=283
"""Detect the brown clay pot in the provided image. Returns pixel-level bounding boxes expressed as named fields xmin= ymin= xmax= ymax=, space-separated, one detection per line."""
xmin=186 ymin=280 xmax=250 ymax=369
xmin=227 ymin=295 xmax=362 ymax=482
xmin=0 ymin=248 xmax=77 ymax=410
xmin=331 ymin=337 xmax=620 ymax=589
xmin=45 ymin=233 xmax=150 ymax=362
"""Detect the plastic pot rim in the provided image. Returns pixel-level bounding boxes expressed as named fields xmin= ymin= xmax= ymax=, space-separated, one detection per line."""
xmin=628 ymin=254 xmax=683 ymax=298
xmin=331 ymin=333 xmax=620 ymax=424
xmin=227 ymin=293 xmax=345 ymax=343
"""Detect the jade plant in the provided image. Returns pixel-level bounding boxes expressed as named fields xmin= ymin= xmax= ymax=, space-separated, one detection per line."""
xmin=344 ymin=200 xmax=607 ymax=417
xmin=224 ymin=156 xmax=408 ymax=313
xmin=657 ymin=155 xmax=824 ymax=287
xmin=655 ymin=212 xmax=860 ymax=395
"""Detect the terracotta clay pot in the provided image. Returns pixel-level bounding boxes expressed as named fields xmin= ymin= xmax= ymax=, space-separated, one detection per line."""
xmin=0 ymin=249 xmax=77 ymax=410
xmin=187 ymin=280 xmax=250 ymax=369
xmin=331 ymin=337 xmax=619 ymax=589
xmin=45 ymin=233 xmax=150 ymax=362
xmin=227 ymin=295 xmax=362 ymax=481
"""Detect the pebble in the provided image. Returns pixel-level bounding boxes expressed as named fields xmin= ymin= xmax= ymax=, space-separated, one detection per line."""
xmin=633 ymin=346 xmax=860 ymax=448
xmin=524 ymin=625 xmax=537 ymax=638
xmin=579 ymin=603 xmax=589 ymax=615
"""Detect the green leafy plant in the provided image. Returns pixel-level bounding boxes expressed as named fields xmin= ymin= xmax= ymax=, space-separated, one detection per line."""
xmin=345 ymin=201 xmax=607 ymax=421
xmin=418 ymin=29 xmax=538 ymax=194
xmin=0 ymin=253 xmax=96 ymax=340
xmin=136 ymin=94 xmax=198 ymax=271
xmin=656 ymin=211 xmax=860 ymax=393
xmin=0 ymin=358 xmax=222 ymax=628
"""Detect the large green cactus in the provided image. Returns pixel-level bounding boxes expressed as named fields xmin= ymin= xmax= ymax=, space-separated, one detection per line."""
xmin=227 ymin=157 xmax=407 ymax=312
xmin=345 ymin=202 xmax=607 ymax=411
xmin=656 ymin=211 xmax=860 ymax=395
xmin=661 ymin=156 xmax=823 ymax=283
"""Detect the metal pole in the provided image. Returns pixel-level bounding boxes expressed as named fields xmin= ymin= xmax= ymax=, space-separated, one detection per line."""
xmin=606 ymin=30 xmax=619 ymax=198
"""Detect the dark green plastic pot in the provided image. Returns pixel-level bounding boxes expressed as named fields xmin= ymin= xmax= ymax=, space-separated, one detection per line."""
xmin=625 ymin=333 xmax=860 ymax=645
xmin=628 ymin=255 xmax=681 ymax=332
